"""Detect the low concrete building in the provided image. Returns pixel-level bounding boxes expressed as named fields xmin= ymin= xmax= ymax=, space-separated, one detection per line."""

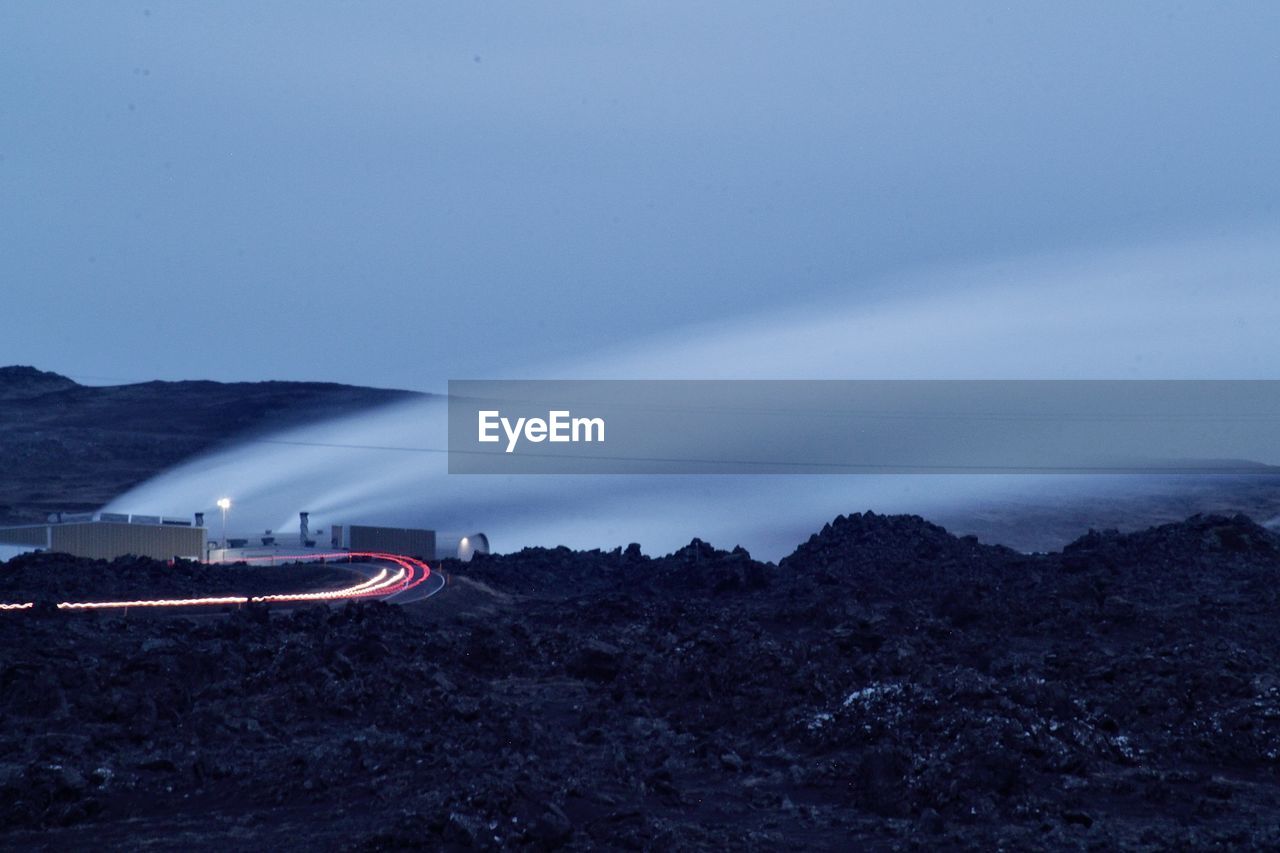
xmin=0 ymin=509 xmax=488 ymax=565
xmin=331 ymin=524 xmax=436 ymax=560
xmin=330 ymin=525 xmax=489 ymax=562
xmin=0 ymin=513 xmax=205 ymax=561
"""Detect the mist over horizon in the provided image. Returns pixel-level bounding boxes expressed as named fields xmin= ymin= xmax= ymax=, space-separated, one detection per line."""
xmin=104 ymin=226 xmax=1280 ymax=559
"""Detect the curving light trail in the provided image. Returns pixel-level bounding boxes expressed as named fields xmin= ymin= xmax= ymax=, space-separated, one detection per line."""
xmin=0 ymin=551 xmax=439 ymax=612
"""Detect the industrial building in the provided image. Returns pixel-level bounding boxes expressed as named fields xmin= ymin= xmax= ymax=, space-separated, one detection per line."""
xmin=0 ymin=510 xmax=487 ymax=564
xmin=0 ymin=513 xmax=205 ymax=561
xmin=331 ymin=523 xmax=435 ymax=558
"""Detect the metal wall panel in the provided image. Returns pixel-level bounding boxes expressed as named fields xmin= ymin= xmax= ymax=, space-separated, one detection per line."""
xmin=0 ymin=526 xmax=50 ymax=547
xmin=346 ymin=525 xmax=435 ymax=559
xmin=49 ymin=522 xmax=205 ymax=561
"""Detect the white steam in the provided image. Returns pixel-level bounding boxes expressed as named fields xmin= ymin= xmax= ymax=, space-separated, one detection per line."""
xmin=106 ymin=226 xmax=1280 ymax=559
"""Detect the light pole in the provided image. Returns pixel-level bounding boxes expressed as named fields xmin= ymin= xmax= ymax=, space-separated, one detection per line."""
xmin=217 ymin=498 xmax=231 ymax=548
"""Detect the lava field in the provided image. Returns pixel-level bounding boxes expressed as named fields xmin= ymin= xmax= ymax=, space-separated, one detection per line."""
xmin=0 ymin=552 xmax=357 ymax=605
xmin=3 ymin=512 xmax=1280 ymax=849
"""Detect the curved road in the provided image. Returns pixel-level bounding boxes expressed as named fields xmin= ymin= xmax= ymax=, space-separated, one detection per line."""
xmin=0 ymin=551 xmax=444 ymax=612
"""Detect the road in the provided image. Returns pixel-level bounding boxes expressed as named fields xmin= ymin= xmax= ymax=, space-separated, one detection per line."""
xmin=0 ymin=551 xmax=445 ymax=612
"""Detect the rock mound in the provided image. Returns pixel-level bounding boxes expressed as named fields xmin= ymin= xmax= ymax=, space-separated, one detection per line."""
xmin=0 ymin=366 xmax=77 ymax=399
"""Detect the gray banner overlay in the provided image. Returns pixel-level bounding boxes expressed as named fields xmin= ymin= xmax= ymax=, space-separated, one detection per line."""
xmin=447 ymin=380 xmax=1280 ymax=475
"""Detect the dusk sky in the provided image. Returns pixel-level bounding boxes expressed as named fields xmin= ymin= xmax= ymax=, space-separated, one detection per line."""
xmin=4 ymin=3 xmax=1280 ymax=390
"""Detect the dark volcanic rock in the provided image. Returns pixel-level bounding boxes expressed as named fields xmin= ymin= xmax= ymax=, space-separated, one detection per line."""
xmin=568 ymin=638 xmax=624 ymax=682
xmin=0 ymin=366 xmax=78 ymax=400
xmin=0 ymin=552 xmax=355 ymax=604
xmin=780 ymin=510 xmax=1018 ymax=590
xmin=2 ymin=512 xmax=1280 ymax=849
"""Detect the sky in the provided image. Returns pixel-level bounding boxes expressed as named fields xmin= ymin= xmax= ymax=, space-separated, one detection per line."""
xmin=109 ymin=225 xmax=1280 ymax=558
xmin=4 ymin=2 xmax=1280 ymax=391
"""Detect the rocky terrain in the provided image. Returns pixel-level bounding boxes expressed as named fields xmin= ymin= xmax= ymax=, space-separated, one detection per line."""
xmin=3 ymin=512 xmax=1280 ymax=849
xmin=0 ymin=552 xmax=357 ymax=605
xmin=0 ymin=366 xmax=418 ymax=524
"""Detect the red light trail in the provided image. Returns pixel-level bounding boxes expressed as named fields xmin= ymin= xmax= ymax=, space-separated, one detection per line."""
xmin=0 ymin=552 xmax=436 ymax=612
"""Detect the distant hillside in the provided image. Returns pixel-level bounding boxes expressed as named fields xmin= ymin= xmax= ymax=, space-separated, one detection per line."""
xmin=0 ymin=366 xmax=422 ymax=524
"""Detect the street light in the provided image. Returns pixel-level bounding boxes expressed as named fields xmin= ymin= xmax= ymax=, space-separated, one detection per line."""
xmin=217 ymin=498 xmax=231 ymax=548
